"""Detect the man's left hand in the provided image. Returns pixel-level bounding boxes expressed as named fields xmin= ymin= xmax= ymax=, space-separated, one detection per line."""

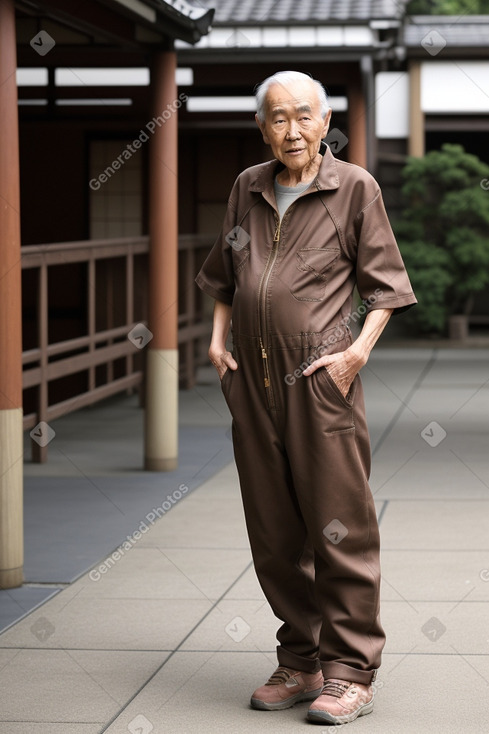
xmin=302 ymin=346 xmax=367 ymax=397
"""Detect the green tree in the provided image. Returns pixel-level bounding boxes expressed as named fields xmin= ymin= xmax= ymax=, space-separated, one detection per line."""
xmin=408 ymin=0 xmax=489 ymax=13
xmin=395 ymin=144 xmax=489 ymax=335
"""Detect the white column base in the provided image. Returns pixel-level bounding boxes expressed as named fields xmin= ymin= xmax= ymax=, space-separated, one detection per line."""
xmin=144 ymin=348 xmax=178 ymax=471
xmin=0 ymin=408 xmax=24 ymax=588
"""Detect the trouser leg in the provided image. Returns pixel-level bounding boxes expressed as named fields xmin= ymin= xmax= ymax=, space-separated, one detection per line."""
xmin=283 ymin=361 xmax=385 ymax=685
xmin=221 ymin=344 xmax=385 ymax=685
xmin=221 ymin=348 xmax=322 ymax=673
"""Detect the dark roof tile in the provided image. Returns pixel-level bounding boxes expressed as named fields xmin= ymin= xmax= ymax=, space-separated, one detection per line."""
xmin=404 ymin=15 xmax=489 ymax=46
xmin=198 ymin=0 xmax=407 ymax=24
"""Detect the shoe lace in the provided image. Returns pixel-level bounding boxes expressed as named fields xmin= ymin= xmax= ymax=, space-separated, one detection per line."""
xmin=265 ymin=666 xmax=296 ymax=686
xmin=321 ymin=680 xmax=350 ymax=698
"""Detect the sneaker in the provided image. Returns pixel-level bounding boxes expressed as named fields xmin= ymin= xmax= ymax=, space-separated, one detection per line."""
xmin=307 ymin=678 xmax=374 ymax=724
xmin=250 ymin=665 xmax=324 ymax=711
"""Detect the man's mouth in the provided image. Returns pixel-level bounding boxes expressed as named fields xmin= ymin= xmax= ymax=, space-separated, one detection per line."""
xmin=286 ymin=148 xmax=305 ymax=154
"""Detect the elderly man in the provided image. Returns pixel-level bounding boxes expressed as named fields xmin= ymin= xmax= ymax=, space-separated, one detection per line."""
xmin=196 ymin=70 xmax=416 ymax=725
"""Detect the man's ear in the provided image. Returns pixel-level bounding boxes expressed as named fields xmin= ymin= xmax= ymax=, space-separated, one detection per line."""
xmin=322 ymin=109 xmax=332 ymax=139
xmin=255 ymin=113 xmax=270 ymax=145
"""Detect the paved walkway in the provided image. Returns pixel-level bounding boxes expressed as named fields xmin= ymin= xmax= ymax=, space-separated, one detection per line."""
xmin=1 ymin=348 xmax=489 ymax=733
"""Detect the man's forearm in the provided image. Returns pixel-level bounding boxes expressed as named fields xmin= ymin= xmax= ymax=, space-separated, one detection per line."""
xmin=209 ymin=300 xmax=237 ymax=377
xmin=210 ymin=300 xmax=232 ymax=352
xmin=350 ymin=308 xmax=394 ymax=362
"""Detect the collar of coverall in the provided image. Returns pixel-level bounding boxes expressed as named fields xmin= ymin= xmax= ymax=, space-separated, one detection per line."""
xmin=248 ymin=141 xmax=340 ymax=195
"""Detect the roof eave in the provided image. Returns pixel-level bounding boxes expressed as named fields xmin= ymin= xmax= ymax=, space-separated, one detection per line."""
xmin=149 ymin=0 xmax=215 ymax=44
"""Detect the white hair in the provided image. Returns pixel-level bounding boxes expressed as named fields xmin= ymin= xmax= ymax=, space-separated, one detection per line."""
xmin=255 ymin=70 xmax=330 ymax=123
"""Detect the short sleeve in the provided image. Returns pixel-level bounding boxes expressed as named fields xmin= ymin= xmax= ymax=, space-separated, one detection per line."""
xmin=354 ymin=189 xmax=417 ymax=315
xmin=195 ymin=191 xmax=237 ymax=306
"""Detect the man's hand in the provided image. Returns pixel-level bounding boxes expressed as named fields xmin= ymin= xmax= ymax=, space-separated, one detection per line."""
xmin=209 ymin=347 xmax=238 ymax=380
xmin=209 ymin=301 xmax=238 ymax=379
xmin=302 ymin=345 xmax=366 ymax=397
xmin=302 ymin=308 xmax=394 ymax=396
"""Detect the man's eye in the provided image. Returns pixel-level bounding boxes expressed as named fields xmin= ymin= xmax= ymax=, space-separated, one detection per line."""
xmin=299 ymin=117 xmax=311 ymax=122
xmin=274 ymin=119 xmax=285 ymax=124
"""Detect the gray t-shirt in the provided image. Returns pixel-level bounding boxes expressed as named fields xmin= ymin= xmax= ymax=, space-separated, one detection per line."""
xmin=274 ymin=178 xmax=311 ymax=221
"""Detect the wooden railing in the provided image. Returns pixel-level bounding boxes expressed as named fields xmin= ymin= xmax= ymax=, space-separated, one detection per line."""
xmin=21 ymin=234 xmax=214 ymax=462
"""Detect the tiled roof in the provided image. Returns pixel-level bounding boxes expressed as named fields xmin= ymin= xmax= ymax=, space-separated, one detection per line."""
xmin=198 ymin=0 xmax=407 ymax=24
xmin=405 ymin=15 xmax=489 ymax=46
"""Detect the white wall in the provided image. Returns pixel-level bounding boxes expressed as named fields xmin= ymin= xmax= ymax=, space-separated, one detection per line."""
xmin=375 ymin=71 xmax=409 ymax=138
xmin=421 ymin=61 xmax=489 ymax=113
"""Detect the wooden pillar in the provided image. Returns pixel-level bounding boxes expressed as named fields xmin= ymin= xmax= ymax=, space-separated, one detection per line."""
xmin=144 ymin=50 xmax=179 ymax=471
xmin=347 ymin=64 xmax=368 ymax=171
xmin=409 ymin=61 xmax=425 ymax=157
xmin=361 ymin=55 xmax=377 ymax=175
xmin=0 ymin=0 xmax=24 ymax=589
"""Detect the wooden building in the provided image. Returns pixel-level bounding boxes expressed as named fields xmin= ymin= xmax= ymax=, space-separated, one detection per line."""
xmin=0 ymin=0 xmax=214 ymax=588
xmin=3 ymin=3 xmax=489 ymax=456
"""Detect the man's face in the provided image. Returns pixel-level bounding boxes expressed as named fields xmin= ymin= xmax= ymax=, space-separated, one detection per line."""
xmin=256 ymin=79 xmax=331 ymax=171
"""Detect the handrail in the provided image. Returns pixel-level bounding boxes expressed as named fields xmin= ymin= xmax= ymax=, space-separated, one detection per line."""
xmin=21 ymin=234 xmax=215 ymax=462
xmin=22 ymin=324 xmax=139 ymax=365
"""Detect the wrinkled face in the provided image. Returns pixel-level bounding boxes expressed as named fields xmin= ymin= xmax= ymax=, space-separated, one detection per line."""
xmin=256 ymin=79 xmax=331 ymax=172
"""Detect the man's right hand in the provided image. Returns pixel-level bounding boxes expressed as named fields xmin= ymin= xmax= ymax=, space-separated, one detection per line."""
xmin=209 ymin=347 xmax=238 ymax=380
xmin=208 ymin=301 xmax=237 ymax=379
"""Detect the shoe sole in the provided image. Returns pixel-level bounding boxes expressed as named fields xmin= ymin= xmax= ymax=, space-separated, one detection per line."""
xmin=307 ymin=699 xmax=374 ymax=724
xmin=251 ymin=687 xmax=324 ymax=711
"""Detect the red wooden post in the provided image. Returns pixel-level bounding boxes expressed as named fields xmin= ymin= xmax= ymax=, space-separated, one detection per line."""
xmin=0 ymin=0 xmax=24 ymax=588
xmin=144 ymin=50 xmax=179 ymax=471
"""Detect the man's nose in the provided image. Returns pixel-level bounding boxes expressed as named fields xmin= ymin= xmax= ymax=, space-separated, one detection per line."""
xmin=285 ymin=121 xmax=301 ymax=139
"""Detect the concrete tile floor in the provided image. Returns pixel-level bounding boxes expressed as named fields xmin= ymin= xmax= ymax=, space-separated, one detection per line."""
xmin=0 ymin=349 xmax=488 ymax=733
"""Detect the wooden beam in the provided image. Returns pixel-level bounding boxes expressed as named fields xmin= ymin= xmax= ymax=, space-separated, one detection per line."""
xmin=408 ymin=60 xmax=424 ymax=158
xmin=24 ymin=0 xmax=140 ymax=49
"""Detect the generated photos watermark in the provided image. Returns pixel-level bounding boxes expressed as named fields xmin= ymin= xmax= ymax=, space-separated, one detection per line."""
xmin=30 ymin=421 xmax=56 ymax=448
xmin=225 ymin=225 xmax=251 ymax=251
xmin=225 ymin=616 xmax=251 ymax=642
xmin=421 ymin=616 xmax=447 ymax=642
xmin=284 ymin=289 xmax=384 ymax=386
xmin=128 ymin=714 xmax=153 ymax=733
xmin=323 ymin=519 xmax=349 ymax=545
xmin=89 ymin=484 xmax=189 ymax=581
xmin=30 ymin=30 xmax=56 ymax=56
xmin=324 ymin=128 xmax=349 ymax=154
xmin=128 ymin=323 xmax=153 ymax=349
xmin=421 ymin=421 xmax=447 ymax=448
xmin=420 ymin=29 xmax=447 ymax=56
xmin=89 ymin=92 xmax=188 ymax=191
xmin=30 ymin=616 xmax=56 ymax=642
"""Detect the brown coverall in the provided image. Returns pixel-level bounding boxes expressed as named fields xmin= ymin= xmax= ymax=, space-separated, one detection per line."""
xmin=196 ymin=144 xmax=417 ymax=685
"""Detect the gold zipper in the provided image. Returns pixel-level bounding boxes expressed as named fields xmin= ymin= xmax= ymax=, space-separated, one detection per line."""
xmin=257 ymin=214 xmax=282 ymax=401
xmin=260 ymin=338 xmax=270 ymax=388
xmin=273 ymin=219 xmax=281 ymax=242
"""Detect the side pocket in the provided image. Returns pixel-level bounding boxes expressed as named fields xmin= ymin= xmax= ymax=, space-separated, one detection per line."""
xmin=314 ymin=366 xmax=357 ymax=409
xmin=220 ymin=366 xmax=232 ymax=390
xmin=220 ymin=366 xmax=236 ymax=416
xmin=309 ymin=368 xmax=356 ymax=435
xmin=321 ymin=366 xmax=356 ymax=407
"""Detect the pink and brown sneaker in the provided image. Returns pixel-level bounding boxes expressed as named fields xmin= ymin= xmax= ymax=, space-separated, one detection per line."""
xmin=250 ymin=665 xmax=324 ymax=711
xmin=307 ymin=678 xmax=375 ymax=724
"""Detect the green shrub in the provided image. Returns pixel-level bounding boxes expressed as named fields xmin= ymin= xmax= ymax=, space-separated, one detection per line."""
xmin=395 ymin=144 xmax=489 ymax=335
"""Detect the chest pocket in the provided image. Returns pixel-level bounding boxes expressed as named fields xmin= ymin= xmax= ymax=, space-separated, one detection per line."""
xmin=291 ymin=247 xmax=340 ymax=301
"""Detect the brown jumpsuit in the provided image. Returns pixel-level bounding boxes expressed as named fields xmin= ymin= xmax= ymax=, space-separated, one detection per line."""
xmin=196 ymin=144 xmax=417 ymax=685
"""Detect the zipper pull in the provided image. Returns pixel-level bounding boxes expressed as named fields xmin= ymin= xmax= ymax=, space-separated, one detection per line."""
xmin=273 ymin=220 xmax=281 ymax=242
xmin=260 ymin=340 xmax=270 ymax=388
